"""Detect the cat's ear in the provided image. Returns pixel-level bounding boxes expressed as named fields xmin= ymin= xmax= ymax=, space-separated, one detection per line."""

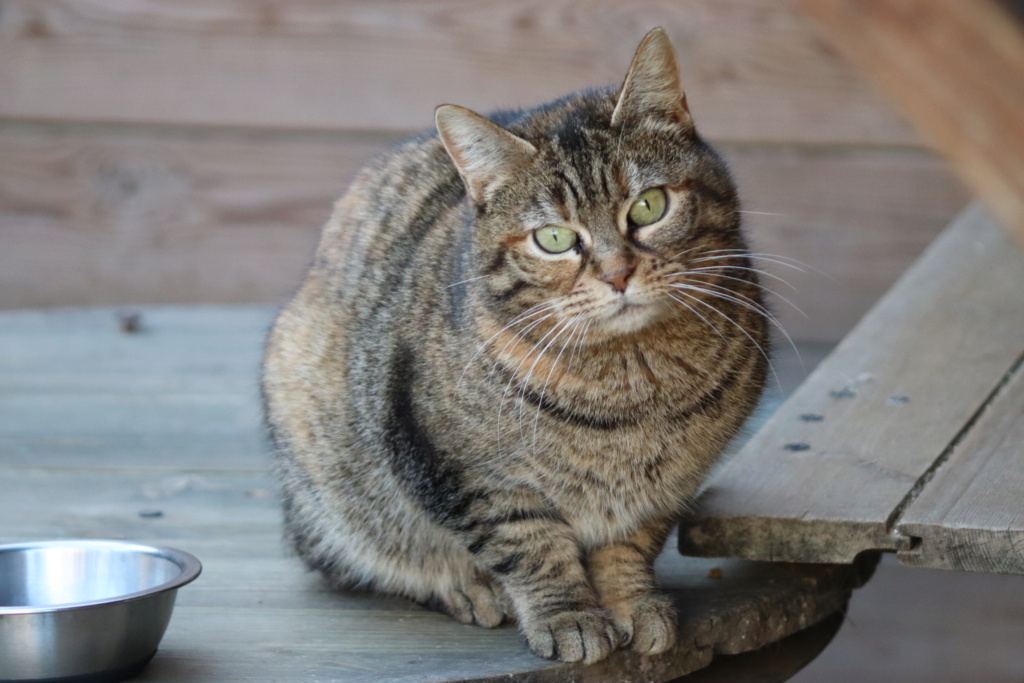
xmin=611 ymin=28 xmax=693 ymax=129
xmin=436 ymin=104 xmax=537 ymax=204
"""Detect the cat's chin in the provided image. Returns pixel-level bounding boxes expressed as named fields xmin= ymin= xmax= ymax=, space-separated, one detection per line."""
xmin=593 ymin=299 xmax=664 ymax=338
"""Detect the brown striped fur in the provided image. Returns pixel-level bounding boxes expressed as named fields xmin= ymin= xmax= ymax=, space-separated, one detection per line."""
xmin=262 ymin=29 xmax=769 ymax=664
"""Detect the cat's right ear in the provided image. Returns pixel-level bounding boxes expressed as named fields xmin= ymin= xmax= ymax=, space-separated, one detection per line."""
xmin=611 ymin=27 xmax=693 ymax=130
xmin=435 ymin=105 xmax=537 ymax=205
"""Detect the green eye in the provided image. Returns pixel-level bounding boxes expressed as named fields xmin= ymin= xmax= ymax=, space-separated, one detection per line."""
xmin=533 ymin=226 xmax=579 ymax=254
xmin=628 ymin=188 xmax=668 ymax=227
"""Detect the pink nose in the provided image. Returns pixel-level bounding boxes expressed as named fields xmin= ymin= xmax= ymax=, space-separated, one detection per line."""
xmin=599 ymin=263 xmax=636 ymax=293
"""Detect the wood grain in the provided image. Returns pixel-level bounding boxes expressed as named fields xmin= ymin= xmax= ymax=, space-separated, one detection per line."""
xmin=679 ymin=205 xmax=1024 ymax=567
xmin=0 ymin=0 xmax=917 ymax=146
xmin=0 ymin=123 xmax=968 ymax=341
xmin=896 ymin=357 xmax=1024 ymax=574
xmin=0 ymin=306 xmax=269 ymax=471
xmin=791 ymin=0 xmax=1024 ymax=245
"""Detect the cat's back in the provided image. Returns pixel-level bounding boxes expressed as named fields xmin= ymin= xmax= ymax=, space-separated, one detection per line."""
xmin=262 ymin=132 xmax=463 ymax=446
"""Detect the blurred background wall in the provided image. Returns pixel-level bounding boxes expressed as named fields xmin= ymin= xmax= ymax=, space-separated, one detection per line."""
xmin=0 ymin=0 xmax=971 ymax=343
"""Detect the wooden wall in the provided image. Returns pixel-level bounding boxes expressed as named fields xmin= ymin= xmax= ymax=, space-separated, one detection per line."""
xmin=0 ymin=0 xmax=970 ymax=342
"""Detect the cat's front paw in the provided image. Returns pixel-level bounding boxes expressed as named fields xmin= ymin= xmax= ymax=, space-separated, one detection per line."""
xmin=431 ymin=577 xmax=512 ymax=628
xmin=522 ymin=608 xmax=620 ymax=664
xmin=607 ymin=592 xmax=677 ymax=655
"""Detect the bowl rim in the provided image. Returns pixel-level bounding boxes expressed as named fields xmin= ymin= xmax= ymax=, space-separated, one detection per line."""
xmin=0 ymin=539 xmax=202 ymax=615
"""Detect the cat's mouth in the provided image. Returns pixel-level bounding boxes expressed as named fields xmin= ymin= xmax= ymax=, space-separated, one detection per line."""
xmin=598 ymin=297 xmax=663 ymax=335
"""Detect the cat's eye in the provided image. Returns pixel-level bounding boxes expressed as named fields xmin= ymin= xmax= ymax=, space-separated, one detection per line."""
xmin=533 ymin=226 xmax=579 ymax=254
xmin=627 ymin=188 xmax=668 ymax=228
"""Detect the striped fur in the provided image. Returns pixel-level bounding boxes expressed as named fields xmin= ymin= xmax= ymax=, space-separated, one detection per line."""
xmin=262 ymin=29 xmax=768 ymax=664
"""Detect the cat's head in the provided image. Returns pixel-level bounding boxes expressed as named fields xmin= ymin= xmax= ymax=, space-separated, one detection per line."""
xmin=436 ymin=28 xmax=747 ymax=344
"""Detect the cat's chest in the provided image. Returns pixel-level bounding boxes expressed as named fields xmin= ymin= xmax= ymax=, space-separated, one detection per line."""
xmin=530 ymin=429 xmax=707 ymax=547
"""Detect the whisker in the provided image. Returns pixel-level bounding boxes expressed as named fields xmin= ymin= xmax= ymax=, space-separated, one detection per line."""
xmin=669 ymin=282 xmax=800 ymax=363
xmin=667 ymin=293 xmax=729 ymax=345
xmin=530 ymin=314 xmax=584 ymax=449
xmin=568 ymin=318 xmax=593 ymax=368
xmin=456 ymin=299 xmax=565 ymax=391
xmin=516 ymin=315 xmax=580 ymax=440
xmin=496 ymin=312 xmax=574 ymax=444
xmin=670 ymin=289 xmax=782 ymax=390
xmin=690 ymin=251 xmax=824 ymax=276
xmin=738 ymin=210 xmax=786 ymax=217
xmin=674 ymin=280 xmax=773 ymax=317
xmin=486 ymin=314 xmax=555 ymax=382
xmin=445 ymin=274 xmax=491 ymax=289
xmin=666 ymin=246 xmax=702 ymax=262
xmin=690 ymin=253 xmax=806 ymax=273
xmin=682 ymin=265 xmax=799 ymax=292
xmin=685 ymin=270 xmax=806 ymax=317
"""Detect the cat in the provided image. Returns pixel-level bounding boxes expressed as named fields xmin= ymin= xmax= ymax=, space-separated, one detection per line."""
xmin=261 ymin=27 xmax=769 ymax=665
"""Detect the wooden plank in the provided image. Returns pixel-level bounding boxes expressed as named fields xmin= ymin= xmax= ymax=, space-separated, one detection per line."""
xmin=679 ymin=205 xmax=1024 ymax=565
xmin=791 ymin=0 xmax=1024 ymax=246
xmin=0 ymin=304 xmax=865 ymax=681
xmin=0 ymin=464 xmax=860 ymax=682
xmin=895 ymin=358 xmax=1024 ymax=574
xmin=0 ymin=307 xmax=806 ymax=471
xmin=0 ymin=123 xmax=391 ymax=310
xmin=0 ymin=123 xmax=968 ymax=341
xmin=0 ymin=307 xmax=272 ymax=470
xmin=0 ymin=0 xmax=917 ymax=146
xmin=0 ymin=469 xmax=280 ymax=543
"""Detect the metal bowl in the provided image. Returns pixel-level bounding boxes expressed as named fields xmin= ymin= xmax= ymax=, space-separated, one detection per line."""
xmin=0 ymin=540 xmax=201 ymax=683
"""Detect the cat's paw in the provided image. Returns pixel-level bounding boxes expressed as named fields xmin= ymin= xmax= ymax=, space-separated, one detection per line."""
xmin=522 ymin=608 xmax=620 ymax=664
xmin=607 ymin=592 xmax=677 ymax=655
xmin=431 ymin=578 xmax=511 ymax=628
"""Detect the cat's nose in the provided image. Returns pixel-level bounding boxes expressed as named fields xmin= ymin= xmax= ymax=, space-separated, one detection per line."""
xmin=599 ymin=261 xmax=636 ymax=293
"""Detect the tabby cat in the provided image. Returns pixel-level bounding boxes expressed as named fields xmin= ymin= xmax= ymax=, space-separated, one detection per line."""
xmin=262 ymin=28 xmax=769 ymax=664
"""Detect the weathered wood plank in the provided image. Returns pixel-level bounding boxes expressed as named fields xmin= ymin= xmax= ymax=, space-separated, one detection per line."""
xmin=0 ymin=461 xmax=861 ymax=681
xmin=0 ymin=124 xmax=968 ymax=341
xmin=791 ymin=0 xmax=1024 ymax=245
xmin=138 ymin=553 xmax=857 ymax=683
xmin=0 ymin=0 xmax=916 ymax=146
xmin=895 ymin=357 xmax=1024 ymax=574
xmin=0 ymin=303 xmax=863 ymax=681
xmin=0 ymin=306 xmax=800 ymax=471
xmin=0 ymin=469 xmax=280 ymax=543
xmin=0 ymin=307 xmax=273 ymax=469
xmin=0 ymin=473 xmax=859 ymax=683
xmin=679 ymin=205 xmax=1024 ymax=566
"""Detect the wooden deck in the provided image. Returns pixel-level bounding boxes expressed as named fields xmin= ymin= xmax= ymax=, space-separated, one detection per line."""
xmin=0 ymin=307 xmax=861 ymax=682
xmin=679 ymin=205 xmax=1024 ymax=575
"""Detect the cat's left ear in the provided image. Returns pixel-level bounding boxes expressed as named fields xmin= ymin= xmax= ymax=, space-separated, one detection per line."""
xmin=436 ymin=105 xmax=538 ymax=205
xmin=611 ymin=28 xmax=693 ymax=129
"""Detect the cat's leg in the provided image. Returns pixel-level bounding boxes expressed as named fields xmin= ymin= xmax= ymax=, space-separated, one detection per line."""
xmin=458 ymin=503 xmax=620 ymax=664
xmin=588 ymin=521 xmax=678 ymax=655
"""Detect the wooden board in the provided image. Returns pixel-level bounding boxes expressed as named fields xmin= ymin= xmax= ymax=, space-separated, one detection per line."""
xmin=0 ymin=465 xmax=860 ymax=683
xmin=0 ymin=0 xmax=917 ymax=146
xmin=792 ymin=0 xmax=1024 ymax=245
xmin=678 ymin=205 xmax=1024 ymax=572
xmin=0 ymin=306 xmax=864 ymax=682
xmin=0 ymin=122 xmax=969 ymax=342
xmin=896 ymin=358 xmax=1024 ymax=574
xmin=0 ymin=306 xmax=269 ymax=471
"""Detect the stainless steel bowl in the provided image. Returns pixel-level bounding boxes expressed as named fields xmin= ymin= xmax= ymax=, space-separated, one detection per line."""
xmin=0 ymin=540 xmax=201 ymax=683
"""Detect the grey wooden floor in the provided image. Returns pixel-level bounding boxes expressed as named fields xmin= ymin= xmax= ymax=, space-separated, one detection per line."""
xmin=2 ymin=308 xmax=1020 ymax=681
